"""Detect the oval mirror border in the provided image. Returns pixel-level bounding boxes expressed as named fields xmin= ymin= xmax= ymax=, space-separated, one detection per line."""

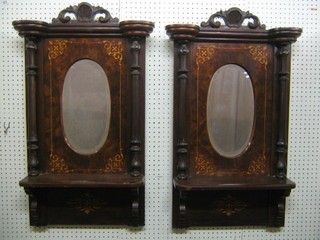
xmin=62 ymin=59 xmax=111 ymax=155
xmin=207 ymin=64 xmax=255 ymax=158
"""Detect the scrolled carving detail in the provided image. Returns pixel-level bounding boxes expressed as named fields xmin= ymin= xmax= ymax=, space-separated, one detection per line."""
xmin=201 ymin=7 xmax=266 ymax=29
xmin=279 ymin=46 xmax=290 ymax=55
xmin=52 ymin=2 xmax=118 ymax=24
xmin=25 ymin=188 xmax=41 ymax=226
xmin=179 ymin=44 xmax=189 ymax=55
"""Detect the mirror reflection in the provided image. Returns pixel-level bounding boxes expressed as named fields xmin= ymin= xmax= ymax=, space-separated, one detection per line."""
xmin=207 ymin=64 xmax=254 ymax=158
xmin=62 ymin=59 xmax=111 ymax=155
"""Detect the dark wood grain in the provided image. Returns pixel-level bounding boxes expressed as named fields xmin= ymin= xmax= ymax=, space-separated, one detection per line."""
xmin=25 ymin=37 xmax=40 ymax=176
xmin=167 ymin=7 xmax=301 ymax=228
xmin=20 ymin=174 xmax=144 ymax=188
xmin=174 ymin=176 xmax=295 ymax=191
xmin=13 ymin=2 xmax=153 ymax=226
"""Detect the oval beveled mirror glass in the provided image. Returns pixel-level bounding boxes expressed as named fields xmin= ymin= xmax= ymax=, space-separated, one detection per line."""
xmin=207 ymin=64 xmax=254 ymax=158
xmin=62 ymin=59 xmax=111 ymax=155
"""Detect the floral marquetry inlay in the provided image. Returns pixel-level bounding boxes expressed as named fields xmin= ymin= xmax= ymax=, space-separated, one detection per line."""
xmin=247 ymin=154 xmax=267 ymax=175
xmin=195 ymin=155 xmax=215 ymax=176
xmin=50 ymin=153 xmax=73 ymax=173
xmin=196 ymin=46 xmax=215 ymax=66
xmin=247 ymin=45 xmax=268 ymax=65
xmin=212 ymin=195 xmax=248 ymax=216
xmin=68 ymin=193 xmax=107 ymax=214
xmin=105 ymin=152 xmax=124 ymax=173
xmin=48 ymin=40 xmax=69 ymax=61
xmin=103 ymin=40 xmax=123 ymax=63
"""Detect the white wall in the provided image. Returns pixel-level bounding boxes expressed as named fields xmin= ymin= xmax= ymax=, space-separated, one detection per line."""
xmin=0 ymin=0 xmax=319 ymax=239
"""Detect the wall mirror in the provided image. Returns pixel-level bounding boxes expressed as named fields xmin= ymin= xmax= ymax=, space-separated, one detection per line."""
xmin=13 ymin=2 xmax=154 ymax=226
xmin=166 ymin=7 xmax=301 ymax=228
xmin=207 ymin=64 xmax=254 ymax=158
xmin=62 ymin=59 xmax=111 ymax=155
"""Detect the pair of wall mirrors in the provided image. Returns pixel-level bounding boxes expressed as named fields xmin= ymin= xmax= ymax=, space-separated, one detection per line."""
xmin=13 ymin=2 xmax=301 ymax=228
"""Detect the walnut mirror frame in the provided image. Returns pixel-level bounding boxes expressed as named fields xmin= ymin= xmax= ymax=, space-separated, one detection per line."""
xmin=13 ymin=2 xmax=154 ymax=226
xmin=166 ymin=7 xmax=302 ymax=228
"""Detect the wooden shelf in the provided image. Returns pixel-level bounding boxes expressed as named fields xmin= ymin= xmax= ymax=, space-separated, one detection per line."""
xmin=173 ymin=176 xmax=295 ymax=191
xmin=20 ymin=173 xmax=144 ymax=188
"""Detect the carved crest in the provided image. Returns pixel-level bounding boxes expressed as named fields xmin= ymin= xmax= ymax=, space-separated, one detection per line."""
xmin=52 ymin=2 xmax=118 ymax=24
xmin=201 ymin=7 xmax=265 ymax=29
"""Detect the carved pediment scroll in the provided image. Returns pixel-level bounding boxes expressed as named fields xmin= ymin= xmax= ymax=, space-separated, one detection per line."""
xmin=201 ymin=7 xmax=266 ymax=29
xmin=52 ymin=2 xmax=119 ymax=24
